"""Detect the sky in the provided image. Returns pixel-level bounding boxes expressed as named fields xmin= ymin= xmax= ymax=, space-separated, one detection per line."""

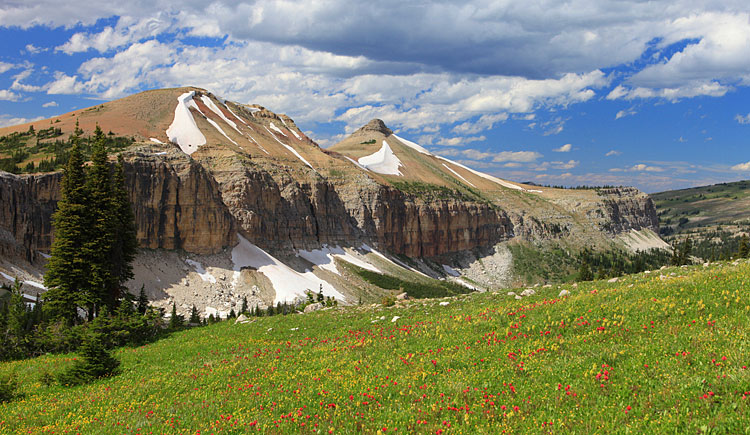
xmin=1 ymin=1 xmax=749 ymax=193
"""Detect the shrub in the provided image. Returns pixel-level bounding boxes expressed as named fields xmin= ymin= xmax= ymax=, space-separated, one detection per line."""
xmin=57 ymin=331 xmax=120 ymax=386
xmin=0 ymin=374 xmax=18 ymax=403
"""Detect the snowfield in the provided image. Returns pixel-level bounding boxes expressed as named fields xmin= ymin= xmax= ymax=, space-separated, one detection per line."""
xmin=264 ymin=126 xmax=315 ymax=169
xmin=358 ymin=140 xmax=403 ymax=176
xmin=166 ymin=91 xmax=206 ymax=155
xmin=298 ymin=246 xmax=381 ymax=276
xmin=231 ymin=235 xmax=344 ymax=304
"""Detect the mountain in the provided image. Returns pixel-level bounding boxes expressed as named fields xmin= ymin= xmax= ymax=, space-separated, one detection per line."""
xmin=0 ymin=87 xmax=666 ymax=318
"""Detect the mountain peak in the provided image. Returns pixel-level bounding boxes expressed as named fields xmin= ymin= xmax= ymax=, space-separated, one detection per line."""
xmin=354 ymin=119 xmax=392 ymax=137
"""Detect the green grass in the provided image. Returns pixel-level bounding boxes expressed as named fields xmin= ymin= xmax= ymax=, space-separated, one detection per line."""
xmin=2 ymin=261 xmax=750 ymax=433
xmin=350 ymin=265 xmax=471 ymax=299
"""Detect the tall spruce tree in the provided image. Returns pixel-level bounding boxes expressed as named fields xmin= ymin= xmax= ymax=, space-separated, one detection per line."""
xmin=109 ymin=154 xmax=137 ymax=302
xmin=83 ymin=125 xmax=116 ymax=317
xmin=44 ymin=132 xmax=90 ymax=324
xmin=738 ymin=234 xmax=749 ymax=259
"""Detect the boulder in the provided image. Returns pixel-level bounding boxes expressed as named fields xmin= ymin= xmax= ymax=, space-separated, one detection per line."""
xmin=304 ymin=302 xmax=324 ymax=313
xmin=559 ymin=289 xmax=570 ymax=297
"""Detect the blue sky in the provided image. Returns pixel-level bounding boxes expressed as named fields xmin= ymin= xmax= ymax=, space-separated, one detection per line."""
xmin=1 ymin=1 xmax=749 ymax=192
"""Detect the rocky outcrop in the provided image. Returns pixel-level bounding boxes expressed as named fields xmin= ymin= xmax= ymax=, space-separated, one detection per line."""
xmin=596 ymin=187 xmax=659 ymax=234
xmin=0 ymin=149 xmax=237 ymax=261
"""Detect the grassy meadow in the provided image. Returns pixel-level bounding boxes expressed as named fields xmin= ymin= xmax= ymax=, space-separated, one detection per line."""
xmin=1 ymin=260 xmax=749 ymax=434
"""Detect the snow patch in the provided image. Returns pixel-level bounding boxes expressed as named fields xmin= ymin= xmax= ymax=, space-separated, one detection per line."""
xmin=393 ymin=134 xmax=432 ymax=155
xmin=201 ymin=95 xmax=243 ymax=135
xmin=299 ymin=246 xmax=382 ymax=275
xmin=442 ymin=163 xmax=476 ymax=188
xmin=231 ymin=234 xmax=344 ymax=304
xmin=269 ymin=122 xmax=287 ymax=137
xmin=358 ymin=140 xmax=403 ymax=176
xmin=185 ymin=259 xmax=217 ymax=283
xmin=224 ymin=104 xmax=249 ymax=126
xmin=166 ymin=91 xmax=206 ymax=155
xmin=344 ymin=156 xmax=369 ymax=171
xmin=360 ymin=244 xmax=429 ymax=277
xmin=205 ymin=117 xmax=238 ymax=145
xmin=0 ymin=271 xmax=46 ymax=290
xmin=264 ymin=126 xmax=315 ymax=169
xmin=436 ymin=156 xmax=525 ymax=191
xmin=150 ymin=137 xmax=165 ymax=144
xmin=442 ymin=264 xmax=460 ymax=277
xmin=204 ymin=306 xmax=228 ymax=319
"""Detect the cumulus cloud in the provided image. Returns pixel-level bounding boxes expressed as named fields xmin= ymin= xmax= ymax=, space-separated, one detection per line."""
xmin=42 ymin=101 xmax=58 ymax=107
xmin=0 ymin=90 xmax=21 ymax=101
xmin=732 ymin=161 xmax=750 ymax=171
xmin=605 ymin=150 xmax=622 ymax=156
xmin=736 ymin=113 xmax=750 ymax=124
xmin=615 ymin=107 xmax=637 ymax=119
xmin=629 ymin=164 xmax=664 ymax=172
xmin=553 ymin=143 xmax=572 ymax=152
xmin=436 ymin=135 xmax=486 ymax=147
xmin=0 ymin=114 xmax=44 ymax=128
xmin=441 ymin=148 xmax=542 ymax=163
xmin=0 ymin=62 xmax=14 ymax=74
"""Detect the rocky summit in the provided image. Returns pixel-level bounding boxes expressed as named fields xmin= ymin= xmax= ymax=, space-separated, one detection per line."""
xmin=0 ymin=87 xmax=665 ymax=319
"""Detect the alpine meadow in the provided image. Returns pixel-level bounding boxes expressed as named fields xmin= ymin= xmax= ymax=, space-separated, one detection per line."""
xmin=1 ymin=1 xmax=750 ymax=434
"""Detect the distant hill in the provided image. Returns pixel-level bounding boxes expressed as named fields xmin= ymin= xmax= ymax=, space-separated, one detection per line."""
xmin=651 ymin=179 xmax=750 ymax=259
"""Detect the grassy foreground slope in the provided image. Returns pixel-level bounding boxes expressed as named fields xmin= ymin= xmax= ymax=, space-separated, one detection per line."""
xmin=2 ymin=262 xmax=750 ymax=434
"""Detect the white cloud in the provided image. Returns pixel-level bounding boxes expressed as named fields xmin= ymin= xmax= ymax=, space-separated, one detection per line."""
xmin=57 ymin=15 xmax=174 ymax=54
xmin=629 ymin=163 xmax=664 ymax=172
xmin=736 ymin=113 xmax=750 ymax=124
xmin=553 ymin=143 xmax=572 ymax=152
xmin=605 ymin=150 xmax=622 ymax=156
xmin=440 ymin=148 xmax=542 ymax=163
xmin=732 ymin=161 xmax=750 ymax=171
xmin=552 ymin=160 xmax=579 ymax=170
xmin=0 ymin=62 xmax=13 ymax=74
xmin=24 ymin=44 xmax=44 ymax=54
xmin=42 ymin=101 xmax=58 ymax=108
xmin=436 ymin=135 xmax=485 ymax=147
xmin=0 ymin=90 xmax=20 ymax=101
xmin=615 ymin=107 xmax=637 ymax=119
xmin=0 ymin=114 xmax=44 ymax=128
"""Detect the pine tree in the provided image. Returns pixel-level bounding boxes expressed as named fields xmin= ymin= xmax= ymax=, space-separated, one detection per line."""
xmin=109 ymin=154 xmax=137 ymax=301
xmin=83 ymin=126 xmax=116 ymax=317
xmin=44 ymin=140 xmax=90 ymax=324
xmin=229 ymin=308 xmax=236 ymax=319
xmin=169 ymin=303 xmax=184 ymax=329
xmin=57 ymin=331 xmax=120 ymax=386
xmin=240 ymin=297 xmax=248 ymax=315
xmin=738 ymin=234 xmax=749 ymax=258
xmin=578 ymin=253 xmax=593 ymax=282
xmin=137 ymin=285 xmax=148 ymax=315
xmin=189 ymin=305 xmax=200 ymax=324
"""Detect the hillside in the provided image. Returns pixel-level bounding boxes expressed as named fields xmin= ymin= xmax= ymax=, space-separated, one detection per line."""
xmin=651 ymin=180 xmax=750 ymax=260
xmin=1 ymin=87 xmax=667 ymax=318
xmin=2 ymin=260 xmax=749 ymax=433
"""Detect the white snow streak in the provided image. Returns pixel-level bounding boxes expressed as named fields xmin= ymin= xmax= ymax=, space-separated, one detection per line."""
xmin=357 ymin=141 xmax=403 ymax=176
xmin=298 ymin=246 xmax=381 ymax=275
xmin=442 ymin=163 xmax=477 ymax=188
xmin=264 ymin=126 xmax=315 ymax=169
xmin=436 ymin=156 xmax=525 ymax=191
xmin=205 ymin=117 xmax=238 ymax=145
xmin=269 ymin=122 xmax=287 ymax=137
xmin=231 ymin=234 xmax=344 ymax=304
xmin=201 ymin=95 xmax=243 ymax=135
xmin=150 ymin=137 xmax=165 ymax=144
xmin=279 ymin=118 xmax=303 ymax=140
xmin=442 ymin=264 xmax=460 ymax=277
xmin=224 ymin=104 xmax=249 ymax=126
xmin=185 ymin=259 xmax=217 ymax=283
xmin=393 ymin=134 xmax=432 ymax=155
xmin=166 ymin=91 xmax=206 ymax=155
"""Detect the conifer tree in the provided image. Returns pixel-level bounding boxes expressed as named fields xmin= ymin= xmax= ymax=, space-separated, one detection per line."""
xmin=44 ymin=139 xmax=90 ymax=324
xmin=57 ymin=331 xmax=120 ymax=386
xmin=137 ymin=285 xmax=148 ymax=315
xmin=169 ymin=303 xmax=184 ymax=329
xmin=189 ymin=305 xmax=200 ymax=324
xmin=240 ymin=297 xmax=248 ymax=315
xmin=738 ymin=234 xmax=749 ymax=258
xmin=229 ymin=308 xmax=236 ymax=319
xmin=578 ymin=252 xmax=593 ymax=281
xmin=109 ymin=154 xmax=137 ymax=301
xmin=83 ymin=126 xmax=116 ymax=317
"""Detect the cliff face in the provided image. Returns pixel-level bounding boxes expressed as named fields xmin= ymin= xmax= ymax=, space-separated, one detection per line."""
xmin=0 ymin=171 xmax=59 ymax=263
xmin=0 ymin=149 xmax=236 ymax=260
xmin=596 ymin=187 xmax=659 ymax=234
xmin=0 ymin=151 xmax=659 ymax=263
